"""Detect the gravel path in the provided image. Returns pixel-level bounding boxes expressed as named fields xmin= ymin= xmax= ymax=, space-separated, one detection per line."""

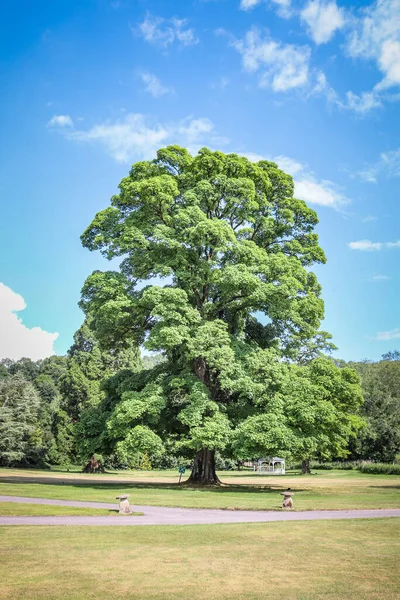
xmin=1 ymin=495 xmax=400 ymax=526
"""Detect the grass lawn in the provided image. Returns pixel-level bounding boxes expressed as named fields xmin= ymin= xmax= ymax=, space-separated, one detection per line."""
xmin=0 ymin=519 xmax=398 ymax=600
xmin=0 ymin=503 xmax=143 ymax=517
xmin=0 ymin=467 xmax=399 ymax=511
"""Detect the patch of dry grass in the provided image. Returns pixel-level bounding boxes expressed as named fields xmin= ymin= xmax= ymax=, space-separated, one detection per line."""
xmin=0 ymin=519 xmax=399 ymax=599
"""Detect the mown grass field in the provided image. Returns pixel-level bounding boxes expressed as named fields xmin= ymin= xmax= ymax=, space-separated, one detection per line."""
xmin=0 ymin=519 xmax=399 ymax=600
xmin=0 ymin=467 xmax=399 ymax=511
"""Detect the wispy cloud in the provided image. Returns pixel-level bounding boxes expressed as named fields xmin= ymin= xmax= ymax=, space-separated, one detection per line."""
xmin=345 ymin=90 xmax=382 ymax=113
xmin=240 ymin=0 xmax=292 ymax=17
xmin=300 ymin=0 xmax=345 ymax=45
xmin=139 ymin=72 xmax=173 ymax=97
xmin=232 ymin=28 xmax=311 ymax=91
xmin=381 ymin=149 xmax=400 ymax=176
xmin=59 ymin=113 xmax=225 ymax=163
xmin=349 ymin=239 xmax=400 ymax=251
xmin=356 ymin=147 xmax=400 ymax=182
xmin=371 ymin=274 xmax=391 ymax=281
xmin=376 ymin=328 xmax=400 ymax=340
xmin=240 ymin=0 xmax=262 ymax=9
xmin=136 ymin=14 xmax=198 ymax=48
xmin=347 ymin=0 xmax=400 ymax=91
xmin=48 ymin=115 xmax=74 ymax=127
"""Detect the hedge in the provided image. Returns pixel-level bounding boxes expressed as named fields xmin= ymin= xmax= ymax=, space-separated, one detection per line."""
xmin=358 ymin=463 xmax=400 ymax=475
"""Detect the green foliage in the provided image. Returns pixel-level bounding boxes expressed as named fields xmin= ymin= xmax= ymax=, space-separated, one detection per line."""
xmin=60 ymin=318 xmax=140 ymax=420
xmin=0 ymin=374 xmax=41 ymax=465
xmin=358 ymin=462 xmax=400 ymax=475
xmin=349 ymin=357 xmax=400 ymax=462
xmin=77 ymin=147 xmax=361 ymax=477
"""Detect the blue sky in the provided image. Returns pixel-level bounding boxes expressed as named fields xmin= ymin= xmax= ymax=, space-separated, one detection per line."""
xmin=0 ymin=0 xmax=399 ymax=362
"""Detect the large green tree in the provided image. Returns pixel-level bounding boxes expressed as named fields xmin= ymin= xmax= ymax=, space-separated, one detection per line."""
xmin=0 ymin=356 xmax=72 ymax=467
xmin=349 ymin=356 xmax=400 ymax=462
xmin=80 ymin=146 xmax=360 ymax=483
xmin=0 ymin=374 xmax=41 ymax=466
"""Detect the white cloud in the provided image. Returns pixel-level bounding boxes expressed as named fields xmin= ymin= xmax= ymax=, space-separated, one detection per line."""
xmin=178 ymin=117 xmax=214 ymax=143
xmin=273 ymin=155 xmax=348 ymax=209
xmin=240 ymin=152 xmax=267 ymax=162
xmin=381 ymin=149 xmax=400 ymax=176
xmin=349 ymin=239 xmax=400 ymax=250
xmin=272 ymin=155 xmax=304 ymax=176
xmin=347 ymin=0 xmax=400 ymax=90
xmin=376 ymin=328 xmax=400 ymax=340
xmin=0 ymin=283 xmax=58 ymax=361
xmin=294 ymin=178 xmax=347 ymax=208
xmin=140 ymin=72 xmax=173 ymax=97
xmin=371 ymin=274 xmax=391 ymax=281
xmin=345 ymin=90 xmax=382 ymax=112
xmin=301 ymin=0 xmax=345 ymax=45
xmin=356 ymin=147 xmax=400 ymax=182
xmin=357 ymin=167 xmax=379 ymax=183
xmin=271 ymin=0 xmax=292 ymax=17
xmin=65 ymin=113 xmax=224 ymax=163
xmin=232 ymin=28 xmax=311 ymax=91
xmin=240 ymin=0 xmax=292 ymax=17
xmin=310 ymin=71 xmax=338 ymax=101
xmin=48 ymin=115 xmax=74 ymax=127
xmin=69 ymin=114 xmax=169 ymax=162
xmin=243 ymin=152 xmax=347 ymax=209
xmin=310 ymin=72 xmax=382 ymax=113
xmin=137 ymin=14 xmax=198 ymax=48
xmin=349 ymin=240 xmax=383 ymax=251
xmin=240 ymin=0 xmax=261 ymax=9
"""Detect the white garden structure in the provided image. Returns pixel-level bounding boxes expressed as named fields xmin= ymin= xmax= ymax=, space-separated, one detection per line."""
xmin=254 ymin=457 xmax=285 ymax=475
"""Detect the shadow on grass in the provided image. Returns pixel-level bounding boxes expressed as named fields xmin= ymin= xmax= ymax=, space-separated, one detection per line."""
xmin=220 ymin=471 xmax=303 ymax=478
xmin=0 ymin=475 xmax=307 ymax=494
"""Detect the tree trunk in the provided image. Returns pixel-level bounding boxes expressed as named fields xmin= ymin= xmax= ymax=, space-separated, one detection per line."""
xmin=301 ymin=459 xmax=311 ymax=474
xmin=187 ymin=448 xmax=221 ymax=485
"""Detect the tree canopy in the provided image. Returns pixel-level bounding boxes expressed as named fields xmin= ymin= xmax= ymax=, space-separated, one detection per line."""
xmin=349 ymin=356 xmax=400 ymax=462
xmin=79 ymin=146 xmax=362 ymax=483
xmin=0 ymin=374 xmax=41 ymax=466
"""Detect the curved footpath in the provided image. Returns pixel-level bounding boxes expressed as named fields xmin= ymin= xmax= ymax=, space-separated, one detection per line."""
xmin=0 ymin=495 xmax=400 ymax=526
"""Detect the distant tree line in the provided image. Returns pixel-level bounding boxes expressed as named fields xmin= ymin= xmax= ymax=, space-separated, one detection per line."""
xmin=0 ymin=319 xmax=140 ymax=469
xmin=347 ymin=351 xmax=400 ymax=463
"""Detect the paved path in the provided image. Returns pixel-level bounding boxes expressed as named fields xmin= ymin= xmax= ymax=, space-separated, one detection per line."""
xmin=1 ymin=495 xmax=400 ymax=526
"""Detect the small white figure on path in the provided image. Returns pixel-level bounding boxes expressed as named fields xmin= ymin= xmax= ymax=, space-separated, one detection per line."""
xmin=116 ymin=494 xmax=132 ymax=515
xmin=280 ymin=488 xmax=294 ymax=510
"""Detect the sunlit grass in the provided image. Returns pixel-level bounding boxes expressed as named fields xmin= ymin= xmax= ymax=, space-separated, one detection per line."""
xmin=0 ymin=467 xmax=399 ymax=511
xmin=0 ymin=519 xmax=398 ymax=599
